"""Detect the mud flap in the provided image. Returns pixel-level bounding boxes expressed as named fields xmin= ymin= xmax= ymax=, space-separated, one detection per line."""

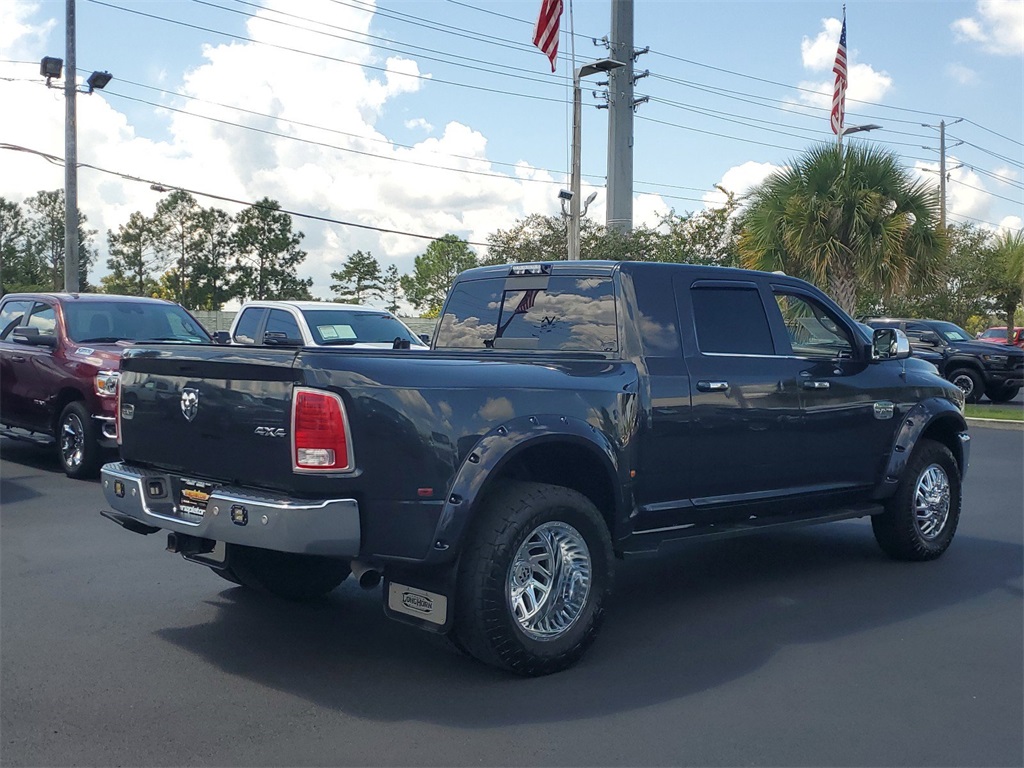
xmin=382 ymin=563 xmax=457 ymax=634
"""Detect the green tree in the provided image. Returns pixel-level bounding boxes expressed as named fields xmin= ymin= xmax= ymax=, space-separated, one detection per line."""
xmin=484 ymin=213 xmax=662 ymax=265
xmin=0 ymin=198 xmax=37 ymax=294
xmin=856 ymin=223 xmax=990 ymax=325
xmin=739 ymin=144 xmax=947 ymax=314
xmin=152 ymin=190 xmax=200 ymax=306
xmin=654 ymin=190 xmax=742 ymax=266
xmin=401 ymin=234 xmax=477 ymax=315
xmin=231 ymin=198 xmax=312 ymax=301
xmin=102 ymin=211 xmax=162 ymax=296
xmin=190 ymin=206 xmax=236 ymax=310
xmin=382 ymin=263 xmax=402 ymax=314
xmin=330 ymin=250 xmax=383 ymax=304
xmin=987 ymin=229 xmax=1024 ymax=339
xmin=23 ymin=189 xmax=95 ymax=291
xmin=483 ymin=214 xmax=568 ymax=264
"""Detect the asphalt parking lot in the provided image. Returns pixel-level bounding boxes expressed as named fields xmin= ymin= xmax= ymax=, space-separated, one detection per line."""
xmin=1 ymin=426 xmax=1022 ymax=767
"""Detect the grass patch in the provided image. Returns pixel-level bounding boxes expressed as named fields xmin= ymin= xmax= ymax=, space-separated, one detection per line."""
xmin=965 ymin=404 xmax=1024 ymax=421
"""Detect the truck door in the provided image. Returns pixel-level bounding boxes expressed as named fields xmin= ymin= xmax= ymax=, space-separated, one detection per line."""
xmin=679 ymin=279 xmax=807 ymax=509
xmin=0 ymin=299 xmax=35 ymax=427
xmin=16 ymin=301 xmax=61 ymax=431
xmin=767 ymin=286 xmax=901 ymax=492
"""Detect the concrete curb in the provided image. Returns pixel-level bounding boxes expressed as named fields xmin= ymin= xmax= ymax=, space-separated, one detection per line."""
xmin=965 ymin=417 xmax=1024 ymax=431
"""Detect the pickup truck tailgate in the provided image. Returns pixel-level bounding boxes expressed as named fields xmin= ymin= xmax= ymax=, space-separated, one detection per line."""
xmin=117 ymin=346 xmax=302 ymax=489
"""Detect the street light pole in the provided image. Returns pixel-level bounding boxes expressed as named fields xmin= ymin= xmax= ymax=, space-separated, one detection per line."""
xmin=64 ymin=0 xmax=78 ymax=292
xmin=567 ymin=58 xmax=624 ymax=261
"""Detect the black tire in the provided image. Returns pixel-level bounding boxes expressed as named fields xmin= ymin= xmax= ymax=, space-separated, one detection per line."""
xmin=948 ymin=368 xmax=984 ymax=404
xmin=985 ymin=384 xmax=1020 ymax=403
xmin=226 ymin=544 xmax=350 ymax=600
xmin=452 ymin=481 xmax=614 ymax=676
xmin=57 ymin=401 xmax=102 ymax=479
xmin=871 ymin=439 xmax=961 ymax=561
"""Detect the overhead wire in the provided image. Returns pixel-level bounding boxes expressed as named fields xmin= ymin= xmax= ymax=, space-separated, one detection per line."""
xmin=0 ymin=142 xmax=493 ymax=246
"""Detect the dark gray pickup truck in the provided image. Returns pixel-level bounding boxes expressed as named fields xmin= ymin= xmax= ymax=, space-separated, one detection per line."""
xmin=101 ymin=261 xmax=969 ymax=675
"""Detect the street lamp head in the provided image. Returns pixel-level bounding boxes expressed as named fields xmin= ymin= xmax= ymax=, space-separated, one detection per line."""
xmin=841 ymin=123 xmax=882 ymax=137
xmin=577 ymin=58 xmax=626 ymax=80
xmin=40 ymin=56 xmax=63 ymax=82
xmin=86 ymin=70 xmax=113 ymax=93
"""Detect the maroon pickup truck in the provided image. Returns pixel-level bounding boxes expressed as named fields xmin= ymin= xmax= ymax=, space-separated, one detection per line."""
xmin=0 ymin=293 xmax=210 ymax=478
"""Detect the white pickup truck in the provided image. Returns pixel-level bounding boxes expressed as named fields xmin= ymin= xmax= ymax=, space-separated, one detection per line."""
xmin=217 ymin=301 xmax=429 ymax=349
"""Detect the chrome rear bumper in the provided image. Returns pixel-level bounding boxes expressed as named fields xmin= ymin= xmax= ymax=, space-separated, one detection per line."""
xmin=100 ymin=462 xmax=360 ymax=557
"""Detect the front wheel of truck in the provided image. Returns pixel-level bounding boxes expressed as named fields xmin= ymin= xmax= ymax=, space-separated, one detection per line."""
xmin=871 ymin=439 xmax=961 ymax=561
xmin=226 ymin=545 xmax=350 ymax=600
xmin=453 ymin=481 xmax=614 ymax=676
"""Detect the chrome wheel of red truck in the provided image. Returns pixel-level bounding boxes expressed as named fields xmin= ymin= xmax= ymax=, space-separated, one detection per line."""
xmin=59 ymin=402 xmax=101 ymax=479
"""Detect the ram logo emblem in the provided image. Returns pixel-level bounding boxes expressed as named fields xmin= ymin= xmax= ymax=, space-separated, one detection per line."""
xmin=180 ymin=388 xmax=199 ymax=422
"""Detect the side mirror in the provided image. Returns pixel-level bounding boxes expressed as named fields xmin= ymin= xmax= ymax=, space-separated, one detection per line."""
xmin=11 ymin=328 xmax=58 ymax=348
xmin=212 ymin=330 xmax=230 ymax=345
xmin=418 ymin=334 xmax=431 ymax=345
xmin=871 ymin=328 xmax=911 ymax=361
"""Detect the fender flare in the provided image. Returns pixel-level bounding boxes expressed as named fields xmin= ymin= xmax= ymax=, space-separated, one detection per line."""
xmin=874 ymin=398 xmax=969 ymax=500
xmin=422 ymin=413 xmax=623 ymax=565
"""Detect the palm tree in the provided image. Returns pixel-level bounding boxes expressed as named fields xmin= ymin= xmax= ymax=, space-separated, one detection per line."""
xmin=738 ymin=143 xmax=947 ymax=315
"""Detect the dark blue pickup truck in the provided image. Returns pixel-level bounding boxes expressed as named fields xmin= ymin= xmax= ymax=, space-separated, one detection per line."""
xmin=101 ymin=261 xmax=969 ymax=675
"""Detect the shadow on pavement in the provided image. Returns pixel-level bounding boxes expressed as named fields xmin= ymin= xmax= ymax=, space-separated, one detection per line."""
xmin=156 ymin=523 xmax=1022 ymax=728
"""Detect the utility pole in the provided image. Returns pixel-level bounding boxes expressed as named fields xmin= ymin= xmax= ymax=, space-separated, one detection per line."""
xmin=939 ymin=120 xmax=946 ymax=229
xmin=64 ymin=0 xmax=79 ymax=292
xmin=605 ymin=0 xmax=634 ymax=235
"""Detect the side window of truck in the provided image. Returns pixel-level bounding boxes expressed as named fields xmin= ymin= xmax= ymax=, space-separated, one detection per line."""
xmin=27 ymin=303 xmax=57 ymax=334
xmin=690 ymin=286 xmax=775 ymax=355
xmin=0 ymin=300 xmax=32 ymax=339
xmin=233 ymin=308 xmax=264 ymax=345
xmin=265 ymin=309 xmax=302 ymax=345
xmin=773 ymin=291 xmax=853 ymax=359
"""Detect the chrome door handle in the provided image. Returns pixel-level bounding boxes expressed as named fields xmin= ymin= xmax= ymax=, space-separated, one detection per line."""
xmin=802 ymin=380 xmax=830 ymax=389
xmin=11 ymin=355 xmax=26 ymax=363
xmin=696 ymin=380 xmax=729 ymax=392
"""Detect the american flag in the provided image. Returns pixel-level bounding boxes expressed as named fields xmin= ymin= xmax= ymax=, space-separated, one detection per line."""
xmin=831 ymin=13 xmax=848 ymax=135
xmin=533 ymin=0 xmax=562 ymax=72
xmin=513 ymin=289 xmax=539 ymax=314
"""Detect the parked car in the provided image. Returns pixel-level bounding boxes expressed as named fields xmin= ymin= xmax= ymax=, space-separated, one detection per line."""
xmin=977 ymin=326 xmax=1024 ymax=348
xmin=102 ymin=261 xmax=968 ymax=675
xmin=863 ymin=317 xmax=1024 ymax=403
xmin=218 ymin=301 xmax=429 ymax=349
xmin=0 ymin=293 xmax=211 ymax=478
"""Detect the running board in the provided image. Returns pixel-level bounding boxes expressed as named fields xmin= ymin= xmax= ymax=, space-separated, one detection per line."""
xmin=622 ymin=504 xmax=884 ymax=558
xmin=0 ymin=427 xmax=54 ymax=447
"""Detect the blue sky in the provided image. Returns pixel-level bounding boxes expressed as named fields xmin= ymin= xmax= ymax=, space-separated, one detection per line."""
xmin=1 ymin=0 xmax=1021 ymax=300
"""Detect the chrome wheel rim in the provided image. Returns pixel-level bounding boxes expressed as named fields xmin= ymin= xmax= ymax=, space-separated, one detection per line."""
xmin=60 ymin=412 xmax=85 ymax=470
xmin=951 ymin=373 xmax=975 ymax=398
xmin=913 ymin=463 xmax=951 ymax=540
xmin=507 ymin=521 xmax=592 ymax=641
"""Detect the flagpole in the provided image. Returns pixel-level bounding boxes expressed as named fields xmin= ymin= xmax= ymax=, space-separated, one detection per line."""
xmin=568 ymin=0 xmax=582 ymax=260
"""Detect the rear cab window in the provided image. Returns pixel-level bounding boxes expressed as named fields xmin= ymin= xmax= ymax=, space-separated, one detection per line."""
xmin=435 ymin=275 xmax=618 ymax=352
xmin=690 ymin=285 xmax=775 ymax=355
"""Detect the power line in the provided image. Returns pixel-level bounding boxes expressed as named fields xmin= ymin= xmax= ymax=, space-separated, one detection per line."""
xmin=0 ymin=142 xmax=493 ymax=247
xmin=948 ymin=178 xmax=1023 ymax=206
xmin=963 ymin=119 xmax=1024 ymax=149
xmin=86 ymin=0 xmax=567 ymax=105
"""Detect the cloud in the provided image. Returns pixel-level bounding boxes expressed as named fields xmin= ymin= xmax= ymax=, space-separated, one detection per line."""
xmin=946 ymin=63 xmax=979 ymax=85
xmin=952 ymin=0 xmax=1024 ymax=56
xmin=0 ymin=0 xmax=53 ymax=57
xmin=704 ymin=161 xmax=781 ymax=207
xmin=404 ymin=118 xmax=433 ymax=132
xmin=0 ymin=0 xmax=568 ymax=299
xmin=798 ymin=17 xmax=893 ymax=107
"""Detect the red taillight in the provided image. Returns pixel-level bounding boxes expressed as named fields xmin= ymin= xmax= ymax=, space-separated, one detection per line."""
xmin=291 ymin=388 xmax=352 ymax=472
